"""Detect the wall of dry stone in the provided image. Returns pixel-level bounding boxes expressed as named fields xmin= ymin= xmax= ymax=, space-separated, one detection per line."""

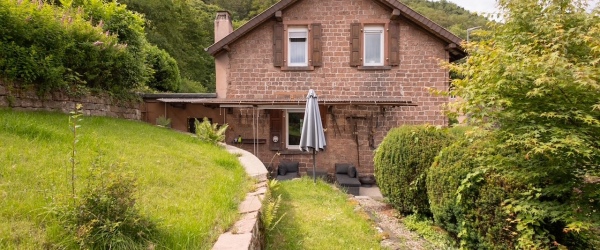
xmin=0 ymin=81 xmax=141 ymax=120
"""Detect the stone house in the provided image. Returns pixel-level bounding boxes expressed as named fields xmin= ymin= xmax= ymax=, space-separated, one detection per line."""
xmin=143 ymin=0 xmax=465 ymax=177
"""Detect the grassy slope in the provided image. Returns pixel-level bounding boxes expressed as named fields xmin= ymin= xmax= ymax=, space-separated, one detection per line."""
xmin=0 ymin=109 xmax=250 ymax=249
xmin=267 ymin=178 xmax=382 ymax=249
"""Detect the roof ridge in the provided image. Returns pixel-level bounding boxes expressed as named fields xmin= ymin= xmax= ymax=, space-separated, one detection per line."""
xmin=205 ymin=0 xmax=465 ymax=60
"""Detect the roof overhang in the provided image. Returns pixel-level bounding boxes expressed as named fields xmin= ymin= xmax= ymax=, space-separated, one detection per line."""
xmin=205 ymin=0 xmax=466 ymax=61
xmin=155 ymin=98 xmax=416 ymax=107
xmin=142 ymin=93 xmax=217 ymax=99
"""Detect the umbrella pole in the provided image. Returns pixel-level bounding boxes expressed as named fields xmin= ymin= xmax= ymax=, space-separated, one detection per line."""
xmin=313 ymin=148 xmax=316 ymax=184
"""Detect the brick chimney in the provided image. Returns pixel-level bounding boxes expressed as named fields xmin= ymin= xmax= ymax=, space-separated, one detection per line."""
xmin=214 ymin=11 xmax=233 ymax=98
xmin=214 ymin=11 xmax=233 ymax=42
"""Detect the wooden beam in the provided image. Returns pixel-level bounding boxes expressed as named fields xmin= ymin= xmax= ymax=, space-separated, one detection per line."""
xmin=391 ymin=9 xmax=401 ymax=20
xmin=445 ymin=43 xmax=458 ymax=51
xmin=275 ymin=11 xmax=282 ymax=22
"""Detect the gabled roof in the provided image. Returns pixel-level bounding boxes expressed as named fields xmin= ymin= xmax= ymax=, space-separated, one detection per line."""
xmin=205 ymin=0 xmax=466 ymax=61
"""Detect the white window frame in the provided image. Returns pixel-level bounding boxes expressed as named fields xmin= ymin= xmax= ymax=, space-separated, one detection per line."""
xmin=287 ymin=27 xmax=309 ymax=67
xmin=363 ymin=25 xmax=384 ymax=66
xmin=285 ymin=109 xmax=305 ymax=149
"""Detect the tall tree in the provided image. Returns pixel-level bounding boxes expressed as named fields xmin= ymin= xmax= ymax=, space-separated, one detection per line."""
xmin=119 ymin=0 xmax=219 ymax=92
xmin=449 ymin=0 xmax=600 ymax=247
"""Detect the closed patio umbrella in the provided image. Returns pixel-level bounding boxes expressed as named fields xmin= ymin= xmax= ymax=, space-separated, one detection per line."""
xmin=299 ymin=89 xmax=326 ymax=183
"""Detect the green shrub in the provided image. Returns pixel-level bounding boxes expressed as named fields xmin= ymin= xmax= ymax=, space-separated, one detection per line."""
xmin=455 ymin=167 xmax=518 ymax=250
xmin=439 ymin=133 xmax=598 ymax=249
xmin=373 ymin=125 xmax=455 ymax=215
xmin=194 ymin=117 xmax=228 ymax=145
xmin=145 ymin=45 xmax=181 ymax=92
xmin=261 ymin=179 xmax=286 ymax=232
xmin=0 ymin=0 xmax=182 ymax=96
xmin=155 ymin=115 xmax=171 ymax=128
xmin=427 ymin=136 xmax=482 ymax=236
xmin=61 ymin=164 xmax=156 ymax=249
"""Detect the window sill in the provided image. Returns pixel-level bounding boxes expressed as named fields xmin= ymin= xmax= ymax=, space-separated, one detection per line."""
xmin=357 ymin=66 xmax=392 ymax=70
xmin=281 ymin=66 xmax=315 ymax=71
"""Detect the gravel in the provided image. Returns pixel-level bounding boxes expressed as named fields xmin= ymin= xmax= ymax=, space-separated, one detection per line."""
xmin=353 ymin=196 xmax=435 ymax=250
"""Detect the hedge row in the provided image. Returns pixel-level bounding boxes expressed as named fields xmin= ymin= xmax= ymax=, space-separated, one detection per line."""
xmin=373 ymin=125 xmax=456 ymax=215
xmin=375 ymin=126 xmax=599 ymax=249
xmin=0 ymin=0 xmax=181 ymax=96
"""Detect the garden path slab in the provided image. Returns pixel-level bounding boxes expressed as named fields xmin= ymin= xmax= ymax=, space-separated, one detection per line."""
xmin=354 ymin=196 xmax=435 ymax=250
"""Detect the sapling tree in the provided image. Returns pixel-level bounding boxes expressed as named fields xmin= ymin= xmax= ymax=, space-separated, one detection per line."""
xmin=447 ymin=0 xmax=600 ymax=247
xmin=68 ymin=103 xmax=83 ymax=199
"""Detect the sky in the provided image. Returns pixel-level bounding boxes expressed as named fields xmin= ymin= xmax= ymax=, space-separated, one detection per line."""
xmin=441 ymin=0 xmax=599 ymax=16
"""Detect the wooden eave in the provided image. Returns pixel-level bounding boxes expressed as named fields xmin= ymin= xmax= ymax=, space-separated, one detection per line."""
xmin=205 ymin=0 xmax=466 ymax=61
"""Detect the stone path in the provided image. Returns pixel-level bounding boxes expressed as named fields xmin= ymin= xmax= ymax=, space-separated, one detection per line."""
xmin=353 ymin=196 xmax=435 ymax=250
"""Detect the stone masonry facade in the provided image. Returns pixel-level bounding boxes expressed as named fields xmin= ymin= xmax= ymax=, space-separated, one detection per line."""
xmin=220 ymin=0 xmax=451 ymax=176
xmin=0 ymin=80 xmax=141 ymax=120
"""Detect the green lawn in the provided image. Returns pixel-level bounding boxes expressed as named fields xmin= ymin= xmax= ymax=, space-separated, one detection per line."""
xmin=0 ymin=109 xmax=250 ymax=249
xmin=267 ymin=178 xmax=382 ymax=249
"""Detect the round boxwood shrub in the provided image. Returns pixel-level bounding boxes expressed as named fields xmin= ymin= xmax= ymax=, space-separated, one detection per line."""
xmin=425 ymin=130 xmax=520 ymax=249
xmin=427 ymin=137 xmax=481 ymax=236
xmin=374 ymin=125 xmax=455 ymax=215
xmin=455 ymin=168 xmax=517 ymax=250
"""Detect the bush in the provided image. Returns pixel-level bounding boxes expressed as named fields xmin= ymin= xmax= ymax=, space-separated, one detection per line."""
xmin=373 ymin=125 xmax=455 ymax=215
xmin=455 ymin=167 xmax=518 ymax=250
xmin=145 ymin=45 xmax=181 ymax=92
xmin=430 ymin=131 xmax=599 ymax=249
xmin=194 ymin=117 xmax=228 ymax=145
xmin=427 ymin=136 xmax=483 ymax=236
xmin=62 ymin=165 xmax=156 ymax=249
xmin=0 ymin=0 xmax=182 ymax=96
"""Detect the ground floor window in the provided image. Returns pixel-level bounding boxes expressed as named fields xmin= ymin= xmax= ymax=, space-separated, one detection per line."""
xmin=286 ymin=110 xmax=304 ymax=149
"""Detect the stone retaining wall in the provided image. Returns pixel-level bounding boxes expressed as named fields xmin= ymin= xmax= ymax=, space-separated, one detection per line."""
xmin=0 ymin=81 xmax=141 ymax=120
xmin=213 ymin=144 xmax=270 ymax=250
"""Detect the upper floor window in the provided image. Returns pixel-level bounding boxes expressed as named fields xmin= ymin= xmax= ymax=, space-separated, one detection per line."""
xmin=363 ymin=26 xmax=384 ymax=66
xmin=350 ymin=21 xmax=400 ymax=68
xmin=288 ymin=27 xmax=308 ymax=67
xmin=273 ymin=23 xmax=322 ymax=69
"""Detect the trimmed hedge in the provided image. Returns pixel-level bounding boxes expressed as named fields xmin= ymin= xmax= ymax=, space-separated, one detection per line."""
xmin=427 ymin=132 xmax=519 ymax=248
xmin=0 ymin=0 xmax=182 ymax=96
xmin=428 ymin=131 xmax=599 ymax=249
xmin=373 ymin=125 xmax=455 ymax=215
xmin=455 ymin=168 xmax=517 ymax=250
xmin=427 ymin=138 xmax=478 ymax=236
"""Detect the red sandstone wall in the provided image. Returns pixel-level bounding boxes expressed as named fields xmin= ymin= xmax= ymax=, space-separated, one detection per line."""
xmin=221 ymin=0 xmax=451 ymax=175
xmin=143 ymin=101 xmax=226 ymax=132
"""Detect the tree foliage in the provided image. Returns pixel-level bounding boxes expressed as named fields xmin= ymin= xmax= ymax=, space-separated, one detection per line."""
xmin=117 ymin=0 xmax=217 ymax=92
xmin=402 ymin=0 xmax=489 ymax=39
xmin=0 ymin=0 xmax=182 ymax=95
xmin=448 ymin=0 xmax=600 ymax=247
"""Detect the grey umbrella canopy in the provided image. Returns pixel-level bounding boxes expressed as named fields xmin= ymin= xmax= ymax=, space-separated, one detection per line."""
xmin=299 ymin=89 xmax=326 ymax=183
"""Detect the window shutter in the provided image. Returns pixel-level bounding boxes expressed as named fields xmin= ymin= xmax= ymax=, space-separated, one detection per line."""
xmin=311 ymin=23 xmax=322 ymax=67
xmin=388 ymin=21 xmax=400 ymax=66
xmin=273 ymin=22 xmax=284 ymax=67
xmin=319 ymin=105 xmax=327 ymax=129
xmin=269 ymin=109 xmax=282 ymax=150
xmin=350 ymin=23 xmax=361 ymax=67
